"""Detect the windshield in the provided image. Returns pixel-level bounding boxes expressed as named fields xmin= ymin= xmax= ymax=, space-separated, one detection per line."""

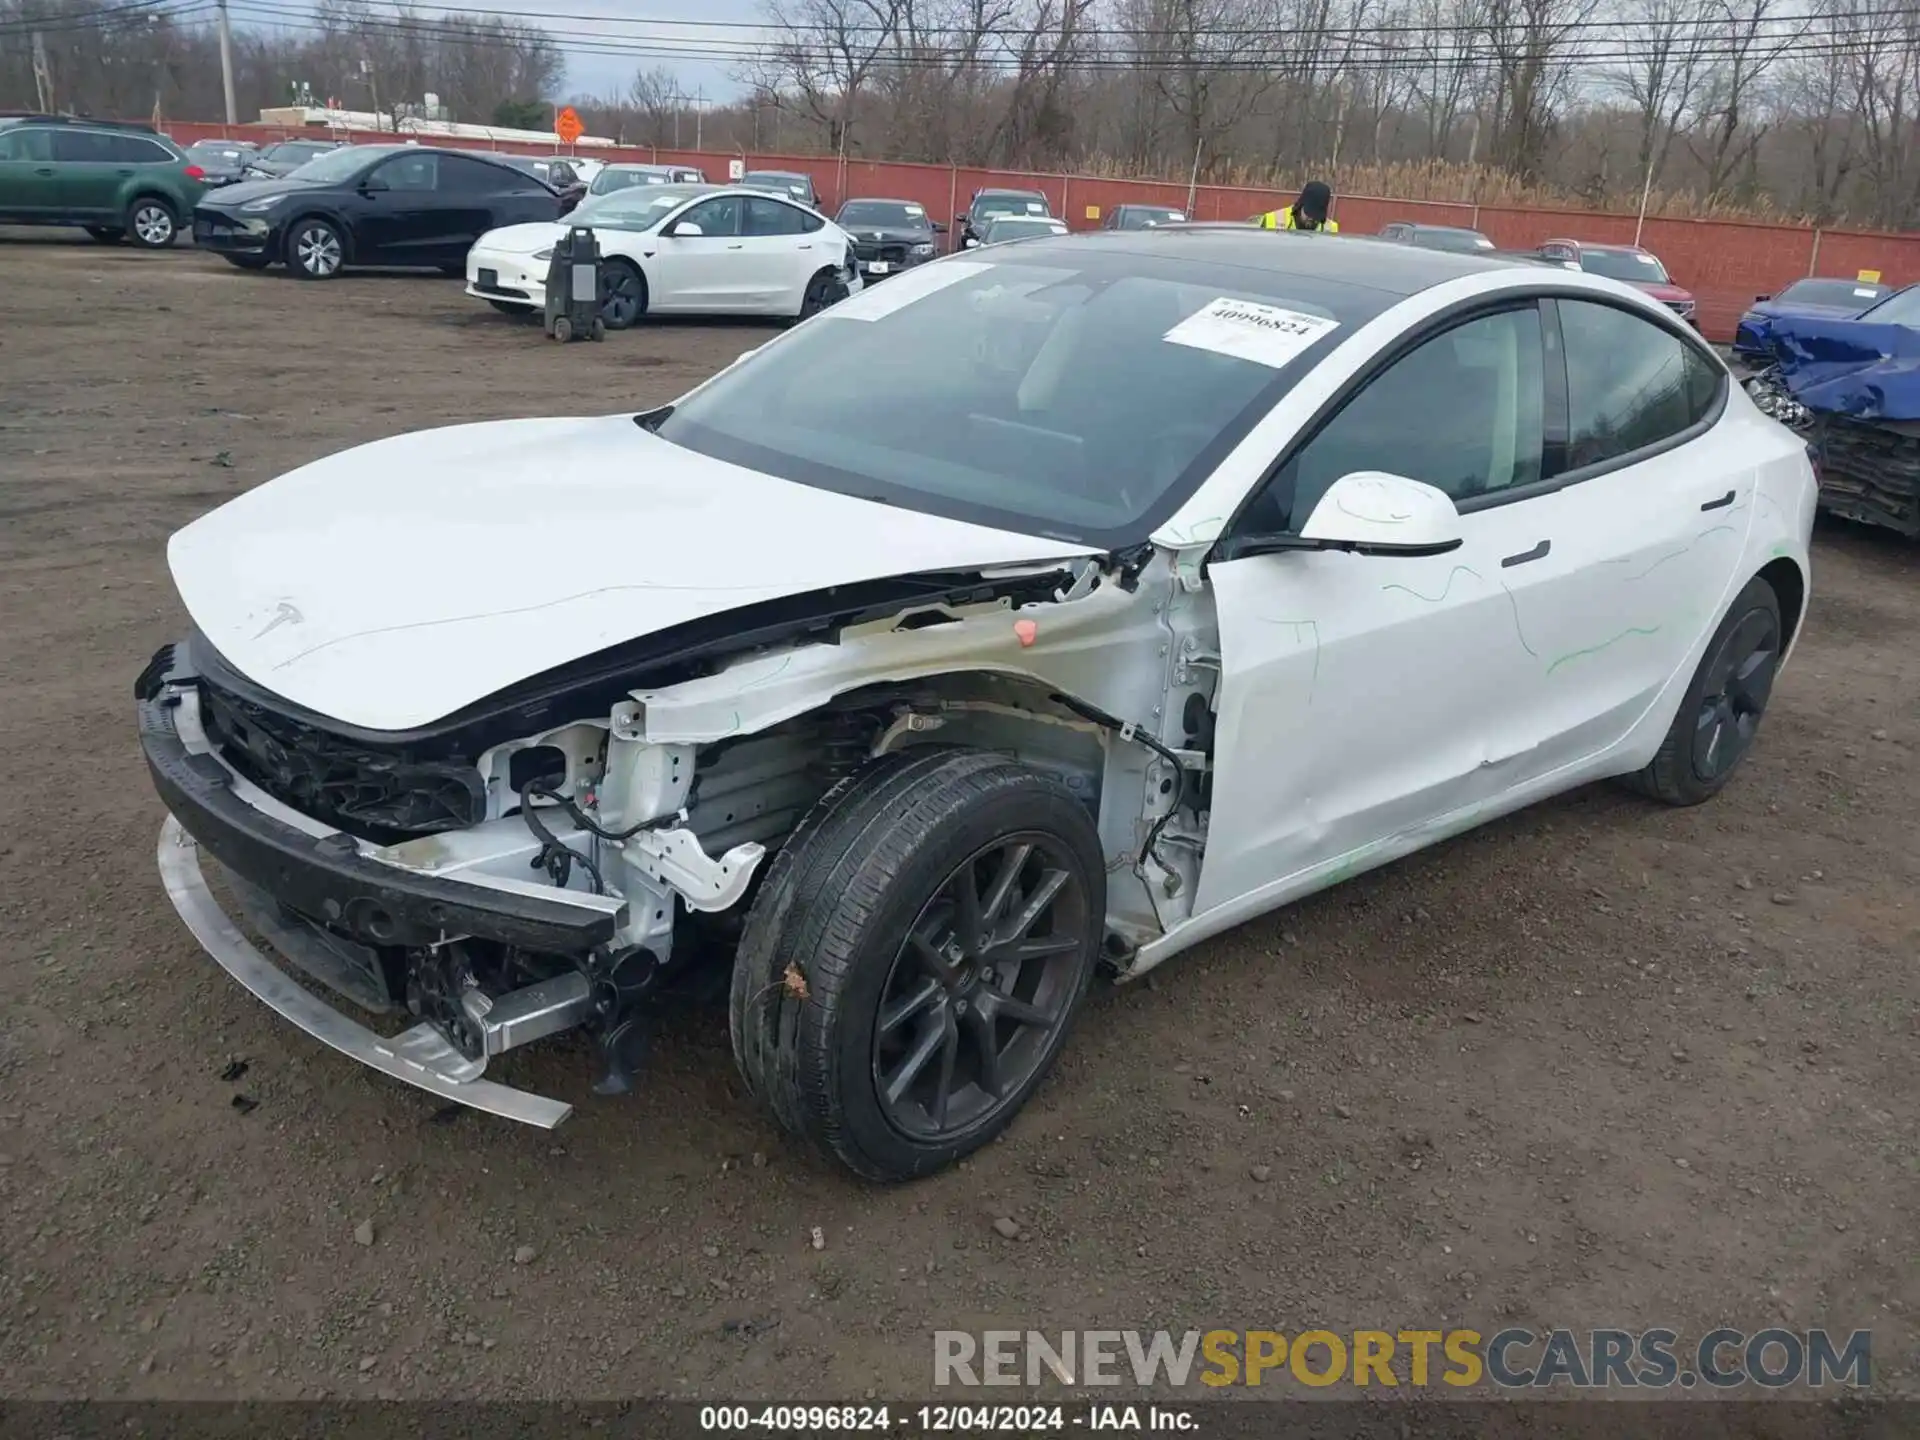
xmin=282 ymin=147 xmax=372 ymax=183
xmin=653 ymin=250 xmax=1389 ymax=546
xmin=1777 ymin=278 xmax=1890 ymax=309
xmin=1861 ymin=286 xmax=1920 ymax=326
xmin=1579 ymin=248 xmax=1671 ymax=284
xmin=839 ymin=201 xmax=930 ymax=229
xmin=1417 ymin=228 xmax=1494 ymax=253
xmin=1118 ymin=208 xmax=1184 ymax=228
xmin=746 ymin=173 xmax=809 ymax=196
xmin=986 ymin=219 xmax=1066 ymax=241
xmin=975 ymin=194 xmax=1048 ymax=220
xmin=570 ymin=184 xmax=704 ymax=229
xmin=592 ymin=166 xmax=670 ymax=194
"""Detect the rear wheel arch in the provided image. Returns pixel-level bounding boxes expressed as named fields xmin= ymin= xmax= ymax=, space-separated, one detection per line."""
xmin=1757 ymin=556 xmax=1805 ymax=653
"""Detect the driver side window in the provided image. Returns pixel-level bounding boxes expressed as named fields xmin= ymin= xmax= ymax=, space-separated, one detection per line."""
xmin=375 ymin=151 xmax=437 ymax=192
xmin=676 ymin=196 xmax=743 ymax=236
xmin=1239 ymin=305 xmax=1546 ymax=534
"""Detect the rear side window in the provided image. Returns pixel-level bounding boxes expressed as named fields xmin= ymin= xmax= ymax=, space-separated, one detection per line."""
xmin=108 ymin=135 xmax=173 ymax=163
xmin=437 ymin=154 xmax=514 ymax=193
xmin=52 ymin=129 xmax=117 ymax=162
xmin=375 ymin=151 xmax=438 ymax=192
xmin=745 ymin=196 xmax=808 ymax=236
xmin=1557 ymin=299 xmax=1723 ymax=473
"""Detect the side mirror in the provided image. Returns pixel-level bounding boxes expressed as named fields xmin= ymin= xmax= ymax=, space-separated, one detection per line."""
xmin=1755 ymin=293 xmax=1770 ymax=301
xmin=1298 ymin=472 xmax=1464 ymax=555
xmin=932 ymin=220 xmax=948 ymax=233
xmin=666 ymin=220 xmax=703 ymax=237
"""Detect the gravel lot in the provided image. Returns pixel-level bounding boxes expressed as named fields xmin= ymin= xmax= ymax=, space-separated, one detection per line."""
xmin=2 ymin=233 xmax=1916 ymax=1403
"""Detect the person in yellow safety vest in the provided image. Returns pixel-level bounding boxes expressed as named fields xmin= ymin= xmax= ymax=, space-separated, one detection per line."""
xmin=1259 ymin=180 xmax=1339 ymax=233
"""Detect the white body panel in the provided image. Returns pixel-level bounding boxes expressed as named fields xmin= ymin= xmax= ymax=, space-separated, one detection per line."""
xmin=166 ymin=416 xmax=1095 ymax=732
xmin=463 ymin=188 xmax=854 ymax=320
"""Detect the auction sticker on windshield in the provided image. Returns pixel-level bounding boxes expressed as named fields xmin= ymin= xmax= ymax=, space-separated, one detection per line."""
xmin=1162 ymin=298 xmax=1340 ymax=369
xmin=826 ymin=260 xmax=995 ymax=322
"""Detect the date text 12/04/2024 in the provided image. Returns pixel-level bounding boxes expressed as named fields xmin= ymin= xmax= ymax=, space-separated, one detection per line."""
xmin=698 ymin=1405 xmax=1195 ymax=1432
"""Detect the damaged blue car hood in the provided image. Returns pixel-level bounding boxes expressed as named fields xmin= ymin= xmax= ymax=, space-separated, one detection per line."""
xmin=1763 ymin=313 xmax=1920 ymax=421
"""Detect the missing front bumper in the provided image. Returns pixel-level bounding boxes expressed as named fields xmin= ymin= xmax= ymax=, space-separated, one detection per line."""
xmin=157 ymin=816 xmax=585 ymax=1128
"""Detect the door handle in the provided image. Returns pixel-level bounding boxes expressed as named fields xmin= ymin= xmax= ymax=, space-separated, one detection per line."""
xmin=726 ymin=243 xmax=744 ymax=250
xmin=1501 ymin=539 xmax=1551 ymax=568
xmin=34 ymin=166 xmax=54 ymax=175
xmin=116 ymin=168 xmax=135 ymax=176
xmin=797 ymin=243 xmax=812 ymax=249
xmin=1700 ymin=489 xmax=1736 ymax=511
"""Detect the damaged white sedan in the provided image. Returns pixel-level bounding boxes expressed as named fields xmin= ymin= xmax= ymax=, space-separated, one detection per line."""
xmin=139 ymin=226 xmax=1816 ymax=1181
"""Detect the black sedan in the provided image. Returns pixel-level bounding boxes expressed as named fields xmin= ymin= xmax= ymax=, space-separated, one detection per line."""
xmin=182 ymin=138 xmax=257 ymax=188
xmin=192 ymin=144 xmax=565 ymax=279
xmin=834 ymin=197 xmax=944 ymax=280
xmin=240 ymin=138 xmax=339 ymax=180
xmin=491 ymin=153 xmax=586 ymax=214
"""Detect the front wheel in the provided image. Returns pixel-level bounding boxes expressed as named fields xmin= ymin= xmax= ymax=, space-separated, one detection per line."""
xmin=125 ymin=197 xmax=178 ymax=249
xmin=287 ymin=217 xmax=344 ymax=279
xmin=598 ymin=259 xmax=645 ymax=330
xmin=794 ymin=267 xmax=841 ymax=322
xmin=730 ymin=750 xmax=1105 ymax=1182
xmin=1622 ymin=574 xmax=1783 ymax=805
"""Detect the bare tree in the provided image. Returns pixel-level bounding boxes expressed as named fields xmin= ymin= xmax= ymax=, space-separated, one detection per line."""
xmin=1605 ymin=0 xmax=1709 ymax=192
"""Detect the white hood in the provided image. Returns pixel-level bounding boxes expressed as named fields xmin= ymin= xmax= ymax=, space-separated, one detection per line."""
xmin=167 ymin=416 xmax=1095 ymax=732
xmin=476 ymin=221 xmax=565 ymax=255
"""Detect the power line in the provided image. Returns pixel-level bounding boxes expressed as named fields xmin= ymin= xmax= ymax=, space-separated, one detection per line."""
xmin=214 ymin=0 xmax=1918 ymax=73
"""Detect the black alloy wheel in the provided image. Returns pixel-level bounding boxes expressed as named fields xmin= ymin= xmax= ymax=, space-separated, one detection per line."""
xmin=871 ymin=834 xmax=1090 ymax=1140
xmin=598 ymin=260 xmax=644 ymax=329
xmin=1692 ymin=605 xmax=1780 ymax=783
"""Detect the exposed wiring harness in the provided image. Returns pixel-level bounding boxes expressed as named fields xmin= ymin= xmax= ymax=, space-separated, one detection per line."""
xmin=517 ymin=780 xmax=686 ymax=898
xmin=1045 ymin=692 xmax=1187 ymax=872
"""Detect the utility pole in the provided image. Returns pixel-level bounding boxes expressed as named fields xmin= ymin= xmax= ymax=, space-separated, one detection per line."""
xmin=31 ymin=30 xmax=53 ymax=112
xmin=693 ymin=86 xmax=704 ymax=150
xmin=216 ymin=0 xmax=237 ymax=125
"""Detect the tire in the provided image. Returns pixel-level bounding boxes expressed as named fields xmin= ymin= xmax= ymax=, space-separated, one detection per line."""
xmin=221 ymin=254 xmax=272 ymax=271
xmin=85 ymin=225 xmax=125 ymax=244
xmin=590 ymin=317 xmax=607 ymax=341
xmin=1621 ymin=574 xmax=1783 ymax=806
xmin=438 ymin=262 xmax=465 ymax=277
xmin=794 ymin=267 xmax=840 ymax=322
xmin=286 ymin=216 xmax=345 ymax=279
xmin=730 ymin=749 xmax=1105 ymax=1182
xmin=598 ymin=259 xmax=645 ymax=331
xmin=552 ymin=315 xmax=574 ymax=343
xmin=125 ymin=196 xmax=178 ymax=249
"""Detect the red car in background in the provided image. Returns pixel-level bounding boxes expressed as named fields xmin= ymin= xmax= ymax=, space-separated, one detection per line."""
xmin=1535 ymin=239 xmax=1698 ymax=325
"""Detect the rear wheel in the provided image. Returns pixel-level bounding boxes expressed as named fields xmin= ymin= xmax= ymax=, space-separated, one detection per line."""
xmin=598 ymin=259 xmax=645 ymax=330
xmin=1622 ymin=575 xmax=1782 ymax=805
xmin=730 ymin=749 xmax=1105 ymax=1182
xmin=287 ymin=217 xmax=344 ymax=279
xmin=85 ymin=225 xmax=125 ymax=244
xmin=126 ymin=197 xmax=178 ymax=249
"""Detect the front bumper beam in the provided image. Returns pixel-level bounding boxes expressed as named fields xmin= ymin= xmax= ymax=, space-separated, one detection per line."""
xmin=158 ymin=816 xmax=584 ymax=1127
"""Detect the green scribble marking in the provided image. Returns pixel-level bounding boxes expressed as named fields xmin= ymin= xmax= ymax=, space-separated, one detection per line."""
xmin=1379 ymin=565 xmax=1483 ymax=603
xmin=1697 ymin=524 xmax=1737 ymax=540
xmin=1499 ymin=582 xmax=1539 ymax=657
xmin=1616 ymin=548 xmax=1689 ymax=582
xmin=1769 ymin=540 xmax=1794 ymax=558
xmin=1545 ymin=626 xmax=1662 ymax=676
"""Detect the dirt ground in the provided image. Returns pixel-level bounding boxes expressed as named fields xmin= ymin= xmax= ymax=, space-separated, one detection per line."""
xmin=1 ymin=232 xmax=1917 ymax=1405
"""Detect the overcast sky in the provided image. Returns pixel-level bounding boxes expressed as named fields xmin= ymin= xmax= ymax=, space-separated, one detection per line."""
xmin=508 ymin=1 xmax=771 ymax=108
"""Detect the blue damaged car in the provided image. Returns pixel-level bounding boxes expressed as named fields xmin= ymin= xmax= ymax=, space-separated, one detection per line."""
xmin=1732 ymin=276 xmax=1894 ymax=363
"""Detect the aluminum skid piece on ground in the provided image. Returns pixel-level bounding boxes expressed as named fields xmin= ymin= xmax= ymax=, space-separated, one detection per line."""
xmin=157 ymin=816 xmax=578 ymax=1128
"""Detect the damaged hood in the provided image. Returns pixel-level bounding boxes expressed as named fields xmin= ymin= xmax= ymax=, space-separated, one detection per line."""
xmin=1764 ymin=314 xmax=1920 ymax=421
xmin=167 ymin=415 xmax=1097 ymax=731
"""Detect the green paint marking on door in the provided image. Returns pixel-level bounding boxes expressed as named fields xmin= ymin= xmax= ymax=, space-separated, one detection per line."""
xmin=1544 ymin=626 xmax=1662 ymax=676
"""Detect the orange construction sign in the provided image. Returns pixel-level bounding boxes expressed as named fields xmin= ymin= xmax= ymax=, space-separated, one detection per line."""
xmin=554 ymin=106 xmax=583 ymax=144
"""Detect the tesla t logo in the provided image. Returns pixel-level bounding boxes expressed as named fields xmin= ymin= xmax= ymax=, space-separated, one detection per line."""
xmin=252 ymin=600 xmax=304 ymax=638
